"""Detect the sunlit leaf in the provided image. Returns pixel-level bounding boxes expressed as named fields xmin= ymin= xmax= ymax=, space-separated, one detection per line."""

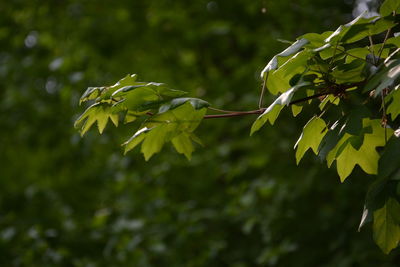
xmin=341 ymin=17 xmax=395 ymax=44
xmin=251 ymin=82 xmax=310 ymax=135
xmin=325 ymin=12 xmax=376 ymax=44
xmin=74 ymin=103 xmax=117 ymax=135
xmin=294 ymin=116 xmax=327 ymax=164
xmin=260 ymin=38 xmax=309 ymax=79
xmin=327 ymin=119 xmax=391 ymax=182
xmin=123 ymin=102 xmax=206 ymax=160
xmin=266 ymin=50 xmax=312 ymax=94
xmin=80 ymin=74 xmax=141 ymax=104
xmin=345 ymin=47 xmax=370 ymax=63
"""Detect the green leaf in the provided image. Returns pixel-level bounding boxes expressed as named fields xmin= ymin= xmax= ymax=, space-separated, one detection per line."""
xmin=341 ymin=17 xmax=395 ymax=44
xmin=318 ymin=45 xmax=345 ymax=60
xmin=112 ymin=86 xmax=161 ymax=111
xmin=373 ymin=197 xmax=400 ymax=254
xmin=251 ymin=82 xmax=310 ymax=135
xmin=340 ymin=106 xmax=371 ymax=136
xmin=368 ymin=17 xmax=396 ymax=35
xmin=159 ymin=98 xmax=210 ymax=113
xmin=327 ymin=119 xmax=390 ymax=182
xmin=359 ymin=177 xmax=391 ymax=231
xmin=331 ymin=59 xmax=366 ymax=84
xmin=291 ymin=104 xmax=303 ymax=117
xmin=122 ymin=127 xmax=151 ymax=154
xmin=266 ymin=50 xmax=312 ymax=94
xmin=325 ymin=12 xmax=375 ymax=44
xmin=378 ymin=137 xmax=400 ymax=178
xmin=79 ymin=74 xmax=141 ymax=104
xmin=345 ymin=47 xmax=371 ymax=63
xmin=363 ymin=59 xmax=400 ymax=96
xmin=387 ymin=88 xmax=400 ymax=120
xmin=111 ymin=82 xmax=188 ymax=112
xmin=300 ymin=31 xmax=333 ymax=49
xmin=294 ymin=116 xmax=327 ymax=164
xmin=386 ymin=36 xmax=400 ymax=47
xmin=380 ymin=0 xmax=400 ymax=16
xmin=123 ymin=102 xmax=206 ymax=160
xmin=171 ymin=133 xmax=195 ymax=160
xmin=319 ymin=95 xmax=340 ymax=110
xmin=74 ymin=103 xmax=118 ymax=135
xmin=260 ymin=38 xmax=309 ymax=79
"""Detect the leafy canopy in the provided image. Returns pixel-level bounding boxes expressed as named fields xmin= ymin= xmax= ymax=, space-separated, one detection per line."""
xmin=75 ymin=0 xmax=400 ymax=254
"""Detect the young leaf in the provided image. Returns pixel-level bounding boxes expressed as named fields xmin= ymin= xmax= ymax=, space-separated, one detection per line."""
xmin=373 ymin=197 xmax=400 ymax=254
xmin=294 ymin=116 xmax=327 ymax=164
xmin=111 ymin=83 xmax=188 ymax=112
xmin=159 ymin=98 xmax=210 ymax=113
xmin=171 ymin=133 xmax=195 ymax=160
xmin=123 ymin=102 xmax=207 ymax=160
xmin=79 ymin=74 xmax=141 ymax=104
xmin=74 ymin=103 xmax=118 ymax=135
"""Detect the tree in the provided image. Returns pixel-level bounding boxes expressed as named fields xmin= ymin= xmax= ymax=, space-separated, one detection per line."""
xmin=76 ymin=0 xmax=400 ymax=254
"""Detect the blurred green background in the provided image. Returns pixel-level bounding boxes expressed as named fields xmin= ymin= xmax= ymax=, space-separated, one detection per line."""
xmin=1 ymin=0 xmax=399 ymax=266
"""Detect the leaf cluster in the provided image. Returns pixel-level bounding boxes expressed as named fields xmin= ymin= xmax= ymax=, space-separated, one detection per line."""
xmin=75 ymin=74 xmax=209 ymax=160
xmin=75 ymin=0 xmax=400 ymax=254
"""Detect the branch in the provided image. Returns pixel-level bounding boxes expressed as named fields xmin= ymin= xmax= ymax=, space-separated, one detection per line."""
xmin=289 ymin=92 xmax=328 ymax=105
xmin=204 ymin=92 xmax=332 ymax=119
xmin=204 ymin=109 xmax=265 ymax=119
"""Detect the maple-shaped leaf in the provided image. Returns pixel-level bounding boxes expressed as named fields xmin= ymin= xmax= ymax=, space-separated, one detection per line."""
xmin=373 ymin=197 xmax=400 ymax=254
xmin=294 ymin=116 xmax=328 ymax=164
xmin=326 ymin=119 xmax=392 ymax=182
xmin=74 ymin=103 xmax=118 ymax=135
xmin=123 ymin=100 xmax=207 ymax=160
xmin=79 ymin=74 xmax=142 ymax=104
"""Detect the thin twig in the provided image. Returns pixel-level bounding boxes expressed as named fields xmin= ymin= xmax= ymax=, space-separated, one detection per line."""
xmin=335 ymin=47 xmax=373 ymax=64
xmin=204 ymin=109 xmax=265 ymax=119
xmin=207 ymin=107 xmax=246 ymax=114
xmin=377 ymin=28 xmax=391 ymax=62
xmin=289 ymin=92 xmax=328 ymax=105
xmin=258 ymin=75 xmax=267 ymax=109
xmin=204 ymin=92 xmax=333 ymax=119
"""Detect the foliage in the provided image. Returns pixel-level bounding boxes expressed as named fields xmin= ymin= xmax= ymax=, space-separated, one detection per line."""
xmin=3 ymin=0 xmax=400 ymax=266
xmin=76 ymin=0 xmax=400 ymax=254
